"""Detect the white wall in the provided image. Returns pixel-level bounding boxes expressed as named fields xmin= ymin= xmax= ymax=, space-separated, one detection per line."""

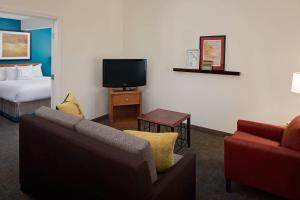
xmin=0 ymin=0 xmax=124 ymax=120
xmin=1 ymin=0 xmax=300 ymax=132
xmin=123 ymin=0 xmax=300 ymax=132
xmin=21 ymin=17 xmax=54 ymax=30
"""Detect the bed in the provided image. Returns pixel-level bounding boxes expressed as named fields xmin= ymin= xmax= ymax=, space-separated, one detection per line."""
xmin=0 ymin=63 xmax=51 ymax=122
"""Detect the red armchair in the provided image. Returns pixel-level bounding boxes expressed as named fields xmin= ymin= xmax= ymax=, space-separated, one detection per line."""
xmin=224 ymin=120 xmax=300 ymax=200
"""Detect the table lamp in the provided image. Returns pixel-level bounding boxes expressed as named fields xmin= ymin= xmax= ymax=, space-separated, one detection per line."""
xmin=291 ymin=72 xmax=300 ymax=93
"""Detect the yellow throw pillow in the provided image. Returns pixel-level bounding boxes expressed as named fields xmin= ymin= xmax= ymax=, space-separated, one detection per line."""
xmin=124 ymin=130 xmax=178 ymax=172
xmin=64 ymin=93 xmax=80 ymax=105
xmin=56 ymin=93 xmax=85 ymax=118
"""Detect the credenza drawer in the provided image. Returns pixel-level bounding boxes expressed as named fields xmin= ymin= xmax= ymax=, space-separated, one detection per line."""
xmin=113 ymin=94 xmax=140 ymax=106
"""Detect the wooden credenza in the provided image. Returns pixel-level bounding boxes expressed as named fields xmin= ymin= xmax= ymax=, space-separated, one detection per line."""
xmin=108 ymin=89 xmax=142 ymax=129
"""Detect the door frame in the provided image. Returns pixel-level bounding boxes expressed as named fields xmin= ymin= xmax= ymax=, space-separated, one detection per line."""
xmin=0 ymin=6 xmax=62 ymax=108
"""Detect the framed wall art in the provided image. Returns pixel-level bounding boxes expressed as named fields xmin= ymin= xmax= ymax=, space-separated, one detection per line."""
xmin=0 ymin=30 xmax=31 ymax=60
xmin=199 ymin=35 xmax=226 ymax=71
xmin=186 ymin=49 xmax=200 ymax=69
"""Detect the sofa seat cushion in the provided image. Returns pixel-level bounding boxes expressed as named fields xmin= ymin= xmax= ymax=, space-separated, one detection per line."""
xmin=35 ymin=106 xmax=82 ymax=130
xmin=174 ymin=153 xmax=183 ymax=164
xmin=74 ymin=120 xmax=158 ymax=183
xmin=282 ymin=115 xmax=300 ymax=151
xmin=233 ymin=131 xmax=280 ymax=147
xmin=156 ymin=153 xmax=183 ymax=180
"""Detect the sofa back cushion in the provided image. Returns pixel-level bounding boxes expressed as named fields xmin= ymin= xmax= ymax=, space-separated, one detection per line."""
xmin=75 ymin=120 xmax=158 ymax=182
xmin=35 ymin=106 xmax=82 ymax=130
xmin=282 ymin=115 xmax=300 ymax=151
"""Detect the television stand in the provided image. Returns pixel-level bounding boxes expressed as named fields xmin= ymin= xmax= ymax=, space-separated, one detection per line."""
xmin=122 ymin=87 xmax=137 ymax=91
xmin=108 ymin=88 xmax=142 ymax=129
xmin=111 ymin=87 xmax=137 ymax=92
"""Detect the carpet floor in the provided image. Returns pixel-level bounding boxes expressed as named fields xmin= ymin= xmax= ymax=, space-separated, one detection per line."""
xmin=0 ymin=116 xmax=285 ymax=200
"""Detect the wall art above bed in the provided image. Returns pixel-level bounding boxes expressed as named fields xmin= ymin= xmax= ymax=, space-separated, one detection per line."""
xmin=0 ymin=30 xmax=31 ymax=60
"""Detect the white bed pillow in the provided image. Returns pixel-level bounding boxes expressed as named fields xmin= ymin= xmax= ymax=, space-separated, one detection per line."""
xmin=6 ymin=67 xmax=18 ymax=80
xmin=0 ymin=68 xmax=6 ymax=81
xmin=31 ymin=64 xmax=43 ymax=77
xmin=17 ymin=66 xmax=33 ymax=80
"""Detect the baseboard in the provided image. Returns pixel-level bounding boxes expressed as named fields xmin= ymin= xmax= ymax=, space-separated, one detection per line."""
xmin=0 ymin=111 xmax=19 ymax=123
xmin=92 ymin=114 xmax=231 ymax=136
xmin=190 ymin=124 xmax=231 ymax=137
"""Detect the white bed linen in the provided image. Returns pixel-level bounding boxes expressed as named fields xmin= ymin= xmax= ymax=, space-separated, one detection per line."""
xmin=0 ymin=77 xmax=51 ymax=103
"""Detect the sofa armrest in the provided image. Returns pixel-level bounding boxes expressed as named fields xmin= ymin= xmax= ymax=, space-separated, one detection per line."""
xmin=237 ymin=120 xmax=285 ymax=142
xmin=151 ymin=153 xmax=196 ymax=200
xmin=224 ymin=136 xmax=300 ymax=199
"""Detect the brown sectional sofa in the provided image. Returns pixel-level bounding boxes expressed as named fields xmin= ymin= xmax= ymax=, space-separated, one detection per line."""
xmin=19 ymin=107 xmax=196 ymax=200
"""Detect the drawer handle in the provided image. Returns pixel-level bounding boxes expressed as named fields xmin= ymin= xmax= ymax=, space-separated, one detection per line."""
xmin=125 ymin=98 xmax=129 ymax=101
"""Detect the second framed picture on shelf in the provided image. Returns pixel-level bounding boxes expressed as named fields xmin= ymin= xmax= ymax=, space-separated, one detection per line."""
xmin=186 ymin=49 xmax=200 ymax=69
xmin=199 ymin=35 xmax=226 ymax=71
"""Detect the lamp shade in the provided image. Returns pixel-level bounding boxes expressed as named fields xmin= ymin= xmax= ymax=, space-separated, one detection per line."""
xmin=291 ymin=72 xmax=300 ymax=94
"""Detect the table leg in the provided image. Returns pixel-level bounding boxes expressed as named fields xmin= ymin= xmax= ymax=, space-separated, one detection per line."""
xmin=157 ymin=124 xmax=161 ymax=132
xmin=137 ymin=119 xmax=141 ymax=131
xmin=187 ymin=117 xmax=191 ymax=147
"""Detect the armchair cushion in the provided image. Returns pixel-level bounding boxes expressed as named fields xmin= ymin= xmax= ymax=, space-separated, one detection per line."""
xmin=233 ymin=131 xmax=280 ymax=147
xmin=282 ymin=115 xmax=300 ymax=151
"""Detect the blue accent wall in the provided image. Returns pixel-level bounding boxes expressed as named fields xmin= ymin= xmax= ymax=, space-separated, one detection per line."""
xmin=0 ymin=17 xmax=20 ymax=30
xmin=0 ymin=18 xmax=52 ymax=76
xmin=31 ymin=28 xmax=52 ymax=76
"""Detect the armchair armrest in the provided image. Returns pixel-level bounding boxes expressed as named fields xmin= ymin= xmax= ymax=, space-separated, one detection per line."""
xmin=237 ymin=120 xmax=285 ymax=142
xmin=151 ymin=153 xmax=196 ymax=200
xmin=224 ymin=136 xmax=300 ymax=199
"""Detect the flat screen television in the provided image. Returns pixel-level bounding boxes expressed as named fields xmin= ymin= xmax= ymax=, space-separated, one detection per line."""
xmin=103 ymin=59 xmax=147 ymax=90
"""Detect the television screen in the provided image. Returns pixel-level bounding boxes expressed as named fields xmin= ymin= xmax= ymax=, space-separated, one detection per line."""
xmin=103 ymin=59 xmax=147 ymax=88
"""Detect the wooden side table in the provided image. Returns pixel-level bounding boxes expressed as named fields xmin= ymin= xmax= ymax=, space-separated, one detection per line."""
xmin=109 ymin=89 xmax=142 ymax=129
xmin=137 ymin=109 xmax=191 ymax=150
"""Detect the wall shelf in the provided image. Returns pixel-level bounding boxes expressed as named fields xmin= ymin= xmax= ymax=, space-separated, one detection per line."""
xmin=173 ymin=68 xmax=241 ymax=76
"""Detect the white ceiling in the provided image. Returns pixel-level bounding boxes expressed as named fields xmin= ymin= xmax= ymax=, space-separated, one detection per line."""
xmin=0 ymin=12 xmax=31 ymax=20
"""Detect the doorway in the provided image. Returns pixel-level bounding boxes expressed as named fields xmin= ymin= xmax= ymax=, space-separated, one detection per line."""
xmin=0 ymin=8 xmax=61 ymax=110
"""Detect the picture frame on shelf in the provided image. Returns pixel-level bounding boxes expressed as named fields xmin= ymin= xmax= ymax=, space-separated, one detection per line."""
xmin=186 ymin=49 xmax=200 ymax=69
xmin=0 ymin=30 xmax=31 ymax=60
xmin=199 ymin=35 xmax=226 ymax=71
